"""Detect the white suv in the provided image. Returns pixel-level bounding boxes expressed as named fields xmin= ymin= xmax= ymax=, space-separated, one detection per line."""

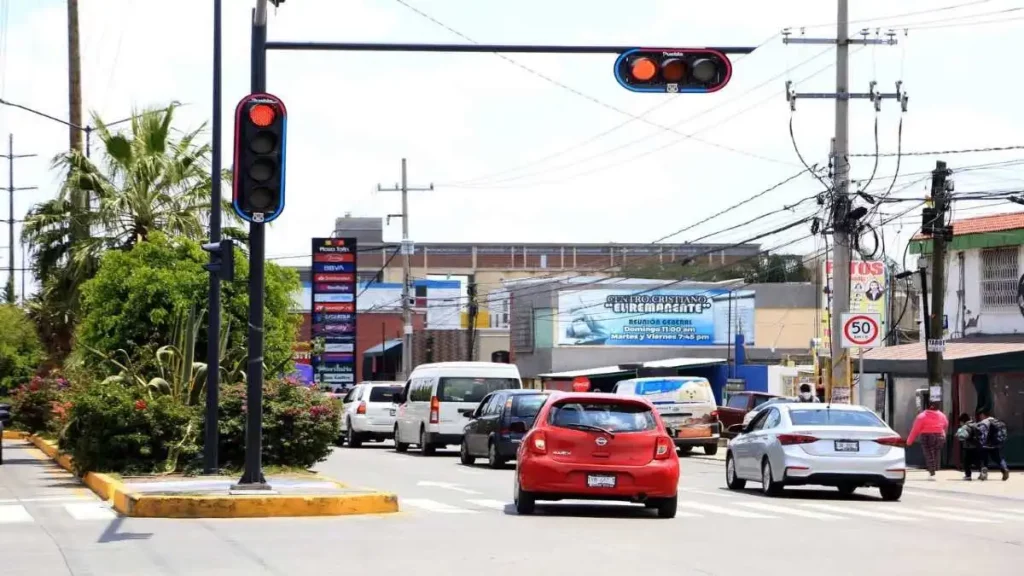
xmin=339 ymin=382 xmax=403 ymax=447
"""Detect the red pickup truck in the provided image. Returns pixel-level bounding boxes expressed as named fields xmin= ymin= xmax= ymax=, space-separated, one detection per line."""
xmin=718 ymin=392 xmax=780 ymax=436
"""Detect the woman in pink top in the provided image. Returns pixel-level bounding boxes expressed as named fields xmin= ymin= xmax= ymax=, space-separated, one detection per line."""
xmin=906 ymin=403 xmax=949 ymax=478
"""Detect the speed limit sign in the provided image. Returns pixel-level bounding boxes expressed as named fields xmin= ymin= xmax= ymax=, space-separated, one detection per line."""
xmin=840 ymin=313 xmax=881 ymax=349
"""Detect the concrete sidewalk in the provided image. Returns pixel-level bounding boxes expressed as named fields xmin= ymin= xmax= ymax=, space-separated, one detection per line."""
xmin=904 ymin=468 xmax=1023 ymax=500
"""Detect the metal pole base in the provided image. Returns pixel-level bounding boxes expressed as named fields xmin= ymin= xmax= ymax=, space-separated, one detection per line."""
xmin=230 ymin=479 xmax=273 ymax=491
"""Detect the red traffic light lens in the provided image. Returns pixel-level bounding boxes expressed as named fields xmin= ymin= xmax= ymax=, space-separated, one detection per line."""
xmin=249 ymin=104 xmax=276 ymax=127
xmin=660 ymin=58 xmax=685 ymax=83
xmin=630 ymin=57 xmax=657 ymax=81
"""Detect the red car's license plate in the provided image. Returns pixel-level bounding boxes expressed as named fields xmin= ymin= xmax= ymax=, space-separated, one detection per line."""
xmin=587 ymin=474 xmax=616 ymax=488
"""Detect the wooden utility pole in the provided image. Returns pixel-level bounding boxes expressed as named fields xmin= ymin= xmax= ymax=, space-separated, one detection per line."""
xmin=923 ymin=161 xmax=952 ymax=400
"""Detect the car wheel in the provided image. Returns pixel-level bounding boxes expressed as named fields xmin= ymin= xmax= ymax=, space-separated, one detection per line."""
xmin=761 ymin=458 xmax=783 ymax=496
xmin=725 ymin=453 xmax=746 ymax=490
xmin=514 ymin=474 xmax=535 ymax=515
xmin=487 ymin=441 xmax=505 ymax=469
xmin=837 ymin=484 xmax=857 ymax=497
xmin=420 ymin=428 xmax=436 ymax=456
xmin=459 ymin=439 xmax=475 ymax=466
xmin=879 ymin=484 xmax=903 ymax=501
xmin=654 ymin=495 xmax=678 ymax=519
xmin=394 ymin=426 xmax=409 ymax=453
xmin=346 ymin=421 xmax=362 ymax=448
xmin=704 ymin=444 xmax=719 ymax=456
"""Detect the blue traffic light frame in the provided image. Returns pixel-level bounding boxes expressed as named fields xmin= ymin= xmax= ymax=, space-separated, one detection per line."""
xmin=613 ymin=48 xmax=733 ymax=94
xmin=231 ymin=92 xmax=288 ymax=224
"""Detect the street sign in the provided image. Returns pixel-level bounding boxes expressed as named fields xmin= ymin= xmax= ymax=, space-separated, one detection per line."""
xmin=840 ymin=313 xmax=881 ymax=349
xmin=311 ymin=237 xmax=358 ymax=384
xmin=926 ymin=339 xmax=945 ymax=353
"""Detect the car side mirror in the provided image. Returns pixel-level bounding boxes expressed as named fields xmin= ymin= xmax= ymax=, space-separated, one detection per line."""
xmin=459 ymin=408 xmax=476 ymax=418
xmin=509 ymin=421 xmax=528 ymax=434
xmin=727 ymin=424 xmax=746 ymax=435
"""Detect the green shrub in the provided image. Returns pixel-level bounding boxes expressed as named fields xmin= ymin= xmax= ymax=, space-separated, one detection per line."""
xmin=215 ymin=377 xmax=341 ymax=470
xmin=10 ymin=371 xmax=68 ymax=433
xmin=0 ymin=304 xmax=45 ymax=395
xmin=59 ymin=379 xmax=199 ymax=474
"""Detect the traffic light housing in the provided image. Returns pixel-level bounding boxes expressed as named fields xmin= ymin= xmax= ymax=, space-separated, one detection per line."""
xmin=232 ymin=93 xmax=288 ymax=223
xmin=202 ymin=239 xmax=236 ymax=282
xmin=614 ymin=48 xmax=732 ymax=93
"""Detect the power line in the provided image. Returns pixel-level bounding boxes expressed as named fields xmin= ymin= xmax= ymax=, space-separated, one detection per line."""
xmin=850 ymin=144 xmax=1024 ymax=158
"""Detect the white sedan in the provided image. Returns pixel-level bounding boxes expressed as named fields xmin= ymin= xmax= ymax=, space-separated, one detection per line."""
xmin=725 ymin=403 xmax=906 ymax=501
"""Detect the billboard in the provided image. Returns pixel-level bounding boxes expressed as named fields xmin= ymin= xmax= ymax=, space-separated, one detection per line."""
xmin=311 ymin=238 xmax=358 ymax=385
xmin=819 ymin=260 xmax=888 ymax=350
xmin=557 ymin=288 xmax=755 ymax=347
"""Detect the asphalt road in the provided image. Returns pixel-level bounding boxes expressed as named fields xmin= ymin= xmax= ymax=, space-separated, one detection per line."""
xmin=2 ymin=437 xmax=1022 ymax=575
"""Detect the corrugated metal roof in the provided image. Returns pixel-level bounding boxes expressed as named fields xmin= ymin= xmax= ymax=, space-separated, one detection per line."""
xmin=538 ymin=357 xmax=726 ymax=379
xmin=912 ymin=212 xmax=1024 ymax=240
xmin=862 ymin=341 xmax=1024 ymax=361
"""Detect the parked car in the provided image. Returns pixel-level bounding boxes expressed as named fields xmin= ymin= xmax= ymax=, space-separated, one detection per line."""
xmin=513 ymin=391 xmax=680 ymax=518
xmin=461 ymin=389 xmax=550 ymax=468
xmin=612 ymin=376 xmax=720 ymax=455
xmin=718 ymin=391 xmax=781 ymax=435
xmin=339 ymin=382 xmax=403 ymax=447
xmin=725 ymin=403 xmax=906 ymax=501
xmin=741 ymin=396 xmax=798 ymax=428
xmin=393 ymin=362 xmax=523 ymax=455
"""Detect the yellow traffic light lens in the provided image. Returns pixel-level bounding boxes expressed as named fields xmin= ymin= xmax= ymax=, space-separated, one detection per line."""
xmin=660 ymin=58 xmax=685 ymax=83
xmin=249 ymin=187 xmax=274 ymax=210
xmin=691 ymin=58 xmax=718 ymax=83
xmin=630 ymin=57 xmax=657 ymax=81
xmin=249 ymin=104 xmax=276 ymax=127
xmin=249 ymin=159 xmax=275 ymax=182
xmin=250 ymin=131 xmax=276 ymax=154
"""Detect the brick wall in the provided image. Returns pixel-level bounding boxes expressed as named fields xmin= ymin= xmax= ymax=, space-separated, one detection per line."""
xmin=411 ymin=329 xmax=477 ymax=367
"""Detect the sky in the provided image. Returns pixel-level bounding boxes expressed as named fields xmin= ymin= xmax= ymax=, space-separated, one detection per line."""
xmin=1 ymin=0 xmax=1023 ymax=292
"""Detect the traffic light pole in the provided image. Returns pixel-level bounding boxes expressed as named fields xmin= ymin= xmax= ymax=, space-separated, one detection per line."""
xmin=235 ymin=8 xmax=270 ymax=490
xmin=204 ymin=0 xmax=223 ymax=476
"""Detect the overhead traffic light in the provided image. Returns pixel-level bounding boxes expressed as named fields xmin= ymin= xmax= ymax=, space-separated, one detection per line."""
xmin=202 ymin=239 xmax=236 ymax=281
xmin=232 ymin=93 xmax=288 ymax=223
xmin=613 ymin=48 xmax=732 ymax=93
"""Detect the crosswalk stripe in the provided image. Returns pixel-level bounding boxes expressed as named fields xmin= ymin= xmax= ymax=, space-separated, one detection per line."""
xmin=0 ymin=496 xmax=92 ymax=504
xmin=678 ymin=488 xmax=734 ymax=498
xmin=402 ymin=498 xmax=478 ymax=514
xmin=465 ymin=499 xmax=509 ymax=510
xmin=799 ymin=503 xmax=918 ymax=521
xmin=63 ymin=502 xmax=116 ymax=521
xmin=0 ymin=505 xmax=33 ymax=524
xmin=734 ymin=501 xmax=845 ymax=520
xmin=896 ymin=508 xmax=996 ymax=523
xmin=677 ymin=501 xmax=776 ymax=518
xmin=929 ymin=506 xmax=1024 ymax=521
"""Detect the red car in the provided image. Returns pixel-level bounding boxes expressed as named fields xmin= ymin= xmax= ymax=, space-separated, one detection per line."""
xmin=511 ymin=392 xmax=680 ymax=518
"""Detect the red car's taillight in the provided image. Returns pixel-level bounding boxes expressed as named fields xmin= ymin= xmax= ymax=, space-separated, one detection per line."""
xmin=356 ymin=402 xmax=366 ymax=415
xmin=778 ymin=433 xmax=818 ymax=446
xmin=429 ymin=396 xmax=439 ymax=424
xmin=875 ymin=435 xmax=905 ymax=447
xmin=530 ymin=431 xmax=547 ymax=454
xmin=654 ymin=436 xmax=674 ymax=460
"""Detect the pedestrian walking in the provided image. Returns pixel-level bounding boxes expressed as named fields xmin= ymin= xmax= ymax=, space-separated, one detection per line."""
xmin=906 ymin=402 xmax=949 ymax=479
xmin=955 ymin=413 xmax=980 ymax=480
xmin=974 ymin=409 xmax=1010 ymax=481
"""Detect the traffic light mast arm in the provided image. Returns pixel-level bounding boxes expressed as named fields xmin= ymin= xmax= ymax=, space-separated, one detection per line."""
xmin=264 ymin=41 xmax=757 ymax=55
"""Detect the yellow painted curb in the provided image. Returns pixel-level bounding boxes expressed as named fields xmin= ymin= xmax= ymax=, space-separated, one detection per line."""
xmin=2 ymin=430 xmax=28 ymax=440
xmin=25 ymin=434 xmax=399 ymax=518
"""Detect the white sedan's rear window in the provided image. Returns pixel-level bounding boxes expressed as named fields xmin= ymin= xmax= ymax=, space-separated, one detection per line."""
xmin=789 ymin=410 xmax=885 ymax=427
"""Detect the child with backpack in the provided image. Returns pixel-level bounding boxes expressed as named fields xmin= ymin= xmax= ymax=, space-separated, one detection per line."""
xmin=974 ymin=409 xmax=1010 ymax=481
xmin=955 ymin=413 xmax=981 ymax=480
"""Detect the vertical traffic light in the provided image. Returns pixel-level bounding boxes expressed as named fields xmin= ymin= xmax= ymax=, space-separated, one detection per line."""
xmin=232 ymin=93 xmax=288 ymax=223
xmin=202 ymin=239 xmax=236 ymax=281
xmin=613 ymin=48 xmax=732 ymax=93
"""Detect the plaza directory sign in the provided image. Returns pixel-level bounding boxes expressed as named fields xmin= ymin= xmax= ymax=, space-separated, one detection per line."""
xmin=311 ymin=237 xmax=357 ymax=387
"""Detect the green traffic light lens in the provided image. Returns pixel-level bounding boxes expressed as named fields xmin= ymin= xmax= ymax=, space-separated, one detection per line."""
xmin=249 ymin=159 xmax=275 ymax=182
xmin=250 ymin=131 xmax=277 ymax=154
xmin=691 ymin=58 xmax=718 ymax=83
xmin=248 ymin=187 xmax=274 ymax=211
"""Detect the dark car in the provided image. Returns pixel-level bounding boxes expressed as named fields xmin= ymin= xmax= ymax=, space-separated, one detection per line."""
xmin=718 ymin=392 xmax=780 ymax=436
xmin=460 ymin=389 xmax=550 ymax=468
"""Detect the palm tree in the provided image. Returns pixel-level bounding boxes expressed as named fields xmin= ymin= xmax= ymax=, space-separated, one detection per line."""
xmin=22 ymin=103 xmax=234 ymax=359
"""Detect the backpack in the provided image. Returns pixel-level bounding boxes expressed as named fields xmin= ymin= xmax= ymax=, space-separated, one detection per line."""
xmin=987 ymin=418 xmax=1008 ymax=447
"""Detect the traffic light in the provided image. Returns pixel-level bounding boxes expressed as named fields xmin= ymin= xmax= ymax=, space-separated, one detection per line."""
xmin=202 ymin=239 xmax=236 ymax=282
xmin=232 ymin=93 xmax=288 ymax=223
xmin=613 ymin=48 xmax=732 ymax=93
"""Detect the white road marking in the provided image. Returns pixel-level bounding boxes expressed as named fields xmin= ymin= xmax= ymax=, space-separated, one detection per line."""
xmin=734 ymin=501 xmax=846 ymax=520
xmin=0 ymin=496 xmax=92 ymax=504
xmin=63 ymin=502 xmax=116 ymax=521
xmin=0 ymin=505 xmax=33 ymax=523
xmin=465 ymin=499 xmax=509 ymax=510
xmin=677 ymin=501 xmax=776 ymax=518
xmin=896 ymin=508 xmax=996 ymax=523
xmin=678 ymin=487 xmax=734 ymax=498
xmin=929 ymin=506 xmax=1024 ymax=521
xmin=416 ymin=481 xmax=482 ymax=495
xmin=401 ymin=498 xmax=478 ymax=514
xmin=902 ymin=489 xmax=995 ymax=504
xmin=799 ymin=503 xmax=918 ymax=521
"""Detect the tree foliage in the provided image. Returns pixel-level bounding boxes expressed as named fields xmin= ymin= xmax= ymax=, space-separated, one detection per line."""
xmin=0 ymin=304 xmax=45 ymax=394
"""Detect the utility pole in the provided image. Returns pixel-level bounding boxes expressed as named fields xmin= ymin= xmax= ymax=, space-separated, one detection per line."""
xmin=1 ymin=135 xmax=37 ymax=304
xmin=922 ymin=161 xmax=953 ymax=401
xmin=783 ymin=2 xmax=907 ymax=400
xmin=466 ymin=279 xmax=478 ymax=361
xmin=377 ymin=159 xmax=432 ymax=379
xmin=67 ymin=0 xmax=84 ymax=153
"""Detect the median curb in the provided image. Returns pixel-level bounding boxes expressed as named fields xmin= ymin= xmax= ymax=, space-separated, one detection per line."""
xmin=26 ymin=434 xmax=399 ymax=518
xmin=2 ymin=430 xmax=28 ymax=440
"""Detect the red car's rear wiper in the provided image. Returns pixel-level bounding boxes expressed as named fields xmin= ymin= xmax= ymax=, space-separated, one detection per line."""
xmin=565 ymin=423 xmax=615 ymax=438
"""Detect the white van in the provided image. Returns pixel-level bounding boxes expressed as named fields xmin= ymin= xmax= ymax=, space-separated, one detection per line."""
xmin=612 ymin=376 xmax=721 ymax=455
xmin=393 ymin=362 xmax=523 ymax=455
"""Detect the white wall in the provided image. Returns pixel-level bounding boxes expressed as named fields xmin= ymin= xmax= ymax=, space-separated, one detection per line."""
xmin=927 ymin=245 xmax=1024 ymax=338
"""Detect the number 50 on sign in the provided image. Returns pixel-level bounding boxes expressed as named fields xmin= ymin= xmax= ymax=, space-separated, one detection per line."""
xmin=840 ymin=313 xmax=881 ymax=349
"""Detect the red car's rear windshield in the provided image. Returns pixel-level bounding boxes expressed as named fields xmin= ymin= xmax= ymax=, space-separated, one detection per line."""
xmin=548 ymin=401 xmax=656 ymax=433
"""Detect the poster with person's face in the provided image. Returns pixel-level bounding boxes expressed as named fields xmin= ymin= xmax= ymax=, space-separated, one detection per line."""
xmin=820 ymin=260 xmax=888 ymax=350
